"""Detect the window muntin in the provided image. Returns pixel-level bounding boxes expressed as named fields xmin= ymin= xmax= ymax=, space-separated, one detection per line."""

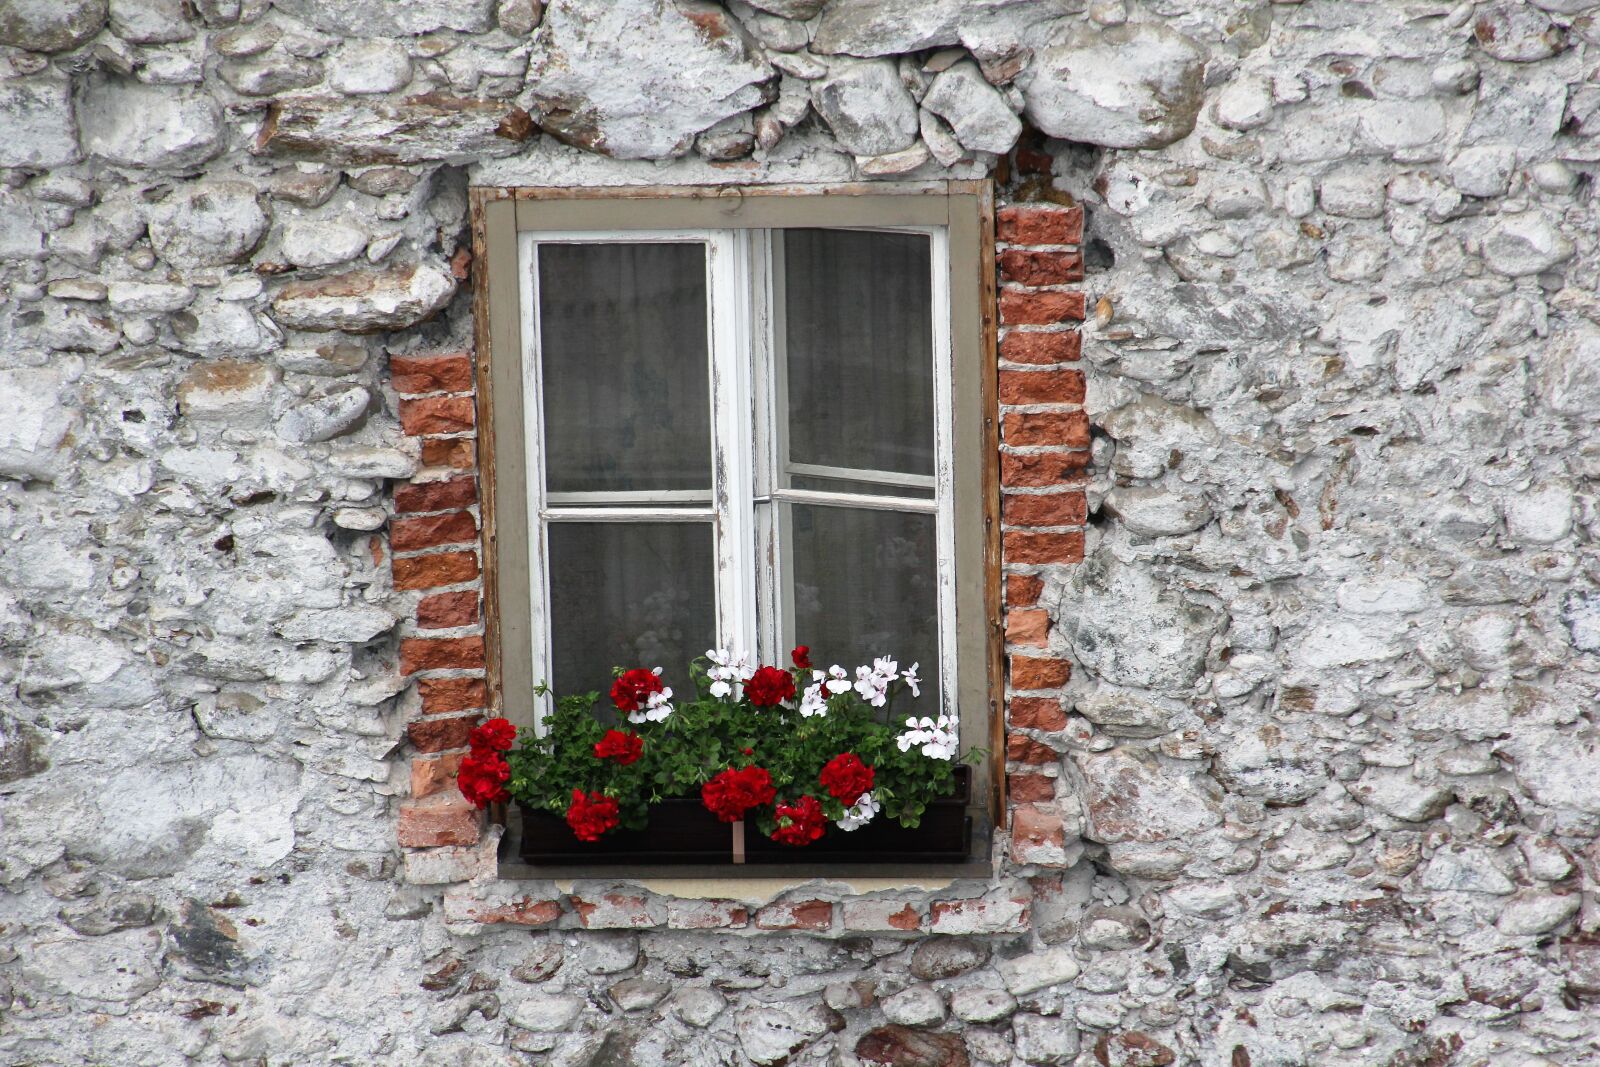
xmin=519 ymin=224 xmax=957 ymax=725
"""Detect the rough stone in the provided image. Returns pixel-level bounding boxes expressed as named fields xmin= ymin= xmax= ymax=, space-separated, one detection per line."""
xmin=256 ymin=95 xmax=536 ymax=166
xmin=526 ymin=0 xmax=773 ymax=159
xmin=1102 ymin=485 xmax=1211 ymax=537
xmin=148 ymin=183 xmax=269 ymax=269
xmin=1022 ymin=23 xmax=1206 ymax=149
xmin=507 ymin=994 xmax=584 ymax=1032
xmin=882 ymin=985 xmax=946 ymax=1026
xmin=281 ymin=218 xmax=369 ymax=269
xmin=998 ymin=946 xmax=1081 ymax=996
xmin=1013 ymin=1013 xmax=1079 ymax=1065
xmin=951 ymin=987 xmax=1017 ymax=1024
xmin=1075 ymin=748 xmax=1222 ymax=844
xmin=855 ymin=1025 xmax=969 ymax=1067
xmin=0 ymin=74 xmax=81 ymax=169
xmin=1484 ymin=212 xmax=1574 ymax=277
xmin=737 ymin=1002 xmax=841 ymax=1065
xmin=813 ymin=59 xmax=919 ymax=157
xmin=0 ymin=0 xmax=107 ymax=53
xmin=328 ymin=39 xmax=413 ymax=95
xmin=921 ymin=60 xmax=1022 ymax=154
xmin=274 ymin=385 xmax=372 ymax=443
xmin=1069 ymin=556 xmax=1223 ymax=692
xmin=269 ymin=0 xmax=495 ymax=34
xmin=909 ymin=937 xmax=990 ymax=980
xmin=79 ymin=79 xmax=223 ymax=169
xmin=270 ymin=264 xmax=456 ymax=333
xmin=0 ymin=368 xmax=75 ymax=482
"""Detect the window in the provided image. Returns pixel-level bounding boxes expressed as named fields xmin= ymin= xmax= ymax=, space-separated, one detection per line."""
xmin=475 ymin=184 xmax=999 ymax=812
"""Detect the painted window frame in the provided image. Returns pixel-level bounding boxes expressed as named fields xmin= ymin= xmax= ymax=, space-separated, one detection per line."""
xmin=470 ymin=182 xmax=1004 ymax=825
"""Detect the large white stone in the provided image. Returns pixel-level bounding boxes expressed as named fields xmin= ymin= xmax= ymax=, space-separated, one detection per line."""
xmin=80 ymin=79 xmax=224 ymax=169
xmin=1102 ymin=485 xmax=1212 ymax=537
xmin=920 ymin=60 xmax=1021 ymax=154
xmin=0 ymin=0 xmax=106 ymax=52
xmin=108 ymin=0 xmax=192 ymax=43
xmin=812 ymin=58 xmax=919 ymax=156
xmin=269 ymin=263 xmax=456 ymax=333
xmin=998 ymin=947 xmax=1080 ymax=996
xmin=1535 ymin=322 xmax=1600 ymax=416
xmin=0 ymin=368 xmax=75 ymax=482
xmin=148 ymin=182 xmax=270 ymax=269
xmin=1070 ymin=556 xmax=1223 ymax=691
xmin=328 ymin=39 xmax=413 ymax=95
xmin=0 ymin=73 xmax=81 ymax=169
xmin=269 ymin=0 xmax=494 ymax=34
xmin=1484 ymin=212 xmax=1573 ymax=277
xmin=1022 ymin=23 xmax=1207 ymax=149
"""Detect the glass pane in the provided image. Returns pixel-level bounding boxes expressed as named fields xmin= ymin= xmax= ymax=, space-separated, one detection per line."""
xmin=783 ymin=229 xmax=934 ymax=484
xmin=538 ymin=242 xmax=711 ymax=493
xmin=791 ymin=475 xmax=934 ymax=499
xmin=547 ymin=522 xmax=715 ymax=701
xmin=786 ymin=503 xmax=938 ymax=703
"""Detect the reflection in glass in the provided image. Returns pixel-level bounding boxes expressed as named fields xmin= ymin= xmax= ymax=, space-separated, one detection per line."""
xmin=786 ymin=504 xmax=938 ymax=704
xmin=548 ymin=523 xmax=715 ymax=701
xmin=539 ymin=243 xmax=711 ymax=493
xmin=783 ymin=229 xmax=934 ymax=482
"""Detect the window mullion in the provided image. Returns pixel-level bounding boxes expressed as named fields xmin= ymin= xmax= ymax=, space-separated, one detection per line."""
xmin=930 ymin=226 xmax=959 ymax=723
xmin=709 ymin=229 xmax=759 ymax=659
xmin=519 ymin=233 xmax=554 ymax=733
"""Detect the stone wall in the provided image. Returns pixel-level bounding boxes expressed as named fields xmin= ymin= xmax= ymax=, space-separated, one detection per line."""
xmin=2 ymin=1 xmax=1599 ymax=1066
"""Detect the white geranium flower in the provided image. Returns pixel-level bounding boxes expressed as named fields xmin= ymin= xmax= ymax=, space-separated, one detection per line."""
xmin=818 ymin=666 xmax=852 ymax=696
xmin=836 ymin=791 xmax=881 ymax=831
xmin=705 ymin=648 xmax=751 ymax=701
xmin=628 ymin=685 xmax=675 ymax=724
xmin=798 ymin=681 xmax=829 ymax=718
xmin=895 ymin=714 xmax=958 ymax=760
xmin=902 ymin=662 xmax=921 ymax=698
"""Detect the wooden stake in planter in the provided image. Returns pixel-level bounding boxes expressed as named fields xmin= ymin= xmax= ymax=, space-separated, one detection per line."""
xmin=732 ymin=820 xmax=746 ymax=864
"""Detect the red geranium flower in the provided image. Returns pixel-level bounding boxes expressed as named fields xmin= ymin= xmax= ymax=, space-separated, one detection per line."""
xmin=610 ymin=668 xmax=665 ymax=713
xmin=701 ymin=765 xmax=776 ymax=822
xmin=594 ymin=728 xmax=643 ymax=765
xmin=745 ymin=665 xmax=796 ymax=707
xmin=457 ymin=751 xmax=510 ymax=808
xmin=566 ymin=788 xmax=620 ymax=842
xmin=819 ymin=752 xmax=874 ymax=807
xmin=771 ymin=795 xmax=826 ymax=847
xmin=469 ymin=717 xmax=516 ymax=754
xmin=791 ymin=645 xmax=812 ymax=670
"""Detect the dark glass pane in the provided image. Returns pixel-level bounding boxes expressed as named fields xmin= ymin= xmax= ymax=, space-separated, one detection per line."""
xmin=548 ymin=522 xmax=715 ymax=700
xmin=790 ymin=475 xmax=934 ymax=499
xmin=786 ymin=504 xmax=938 ymax=698
xmin=783 ymin=229 xmax=934 ymax=481
xmin=539 ymin=243 xmax=711 ymax=493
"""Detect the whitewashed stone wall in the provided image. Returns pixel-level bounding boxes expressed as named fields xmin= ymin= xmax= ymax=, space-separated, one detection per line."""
xmin=2 ymin=1 xmax=1598 ymax=1065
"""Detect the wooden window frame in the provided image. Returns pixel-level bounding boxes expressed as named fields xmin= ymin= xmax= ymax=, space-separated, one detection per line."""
xmin=468 ymin=181 xmax=1006 ymax=843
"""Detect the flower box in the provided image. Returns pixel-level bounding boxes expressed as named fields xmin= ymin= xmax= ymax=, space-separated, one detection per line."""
xmin=516 ymin=766 xmax=971 ymax=866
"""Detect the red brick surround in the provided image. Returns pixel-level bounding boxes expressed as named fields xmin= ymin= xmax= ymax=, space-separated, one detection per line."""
xmin=387 ymin=180 xmax=1089 ymax=923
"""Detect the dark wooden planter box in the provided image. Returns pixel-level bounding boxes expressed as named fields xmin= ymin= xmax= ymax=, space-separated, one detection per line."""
xmin=518 ymin=767 xmax=971 ymax=866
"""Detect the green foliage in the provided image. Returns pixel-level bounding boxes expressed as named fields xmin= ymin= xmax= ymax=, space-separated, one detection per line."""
xmin=503 ymin=656 xmax=973 ymax=837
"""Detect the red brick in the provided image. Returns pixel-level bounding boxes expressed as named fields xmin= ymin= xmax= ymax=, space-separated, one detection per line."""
xmin=1004 ymin=410 xmax=1090 ymax=448
xmin=999 ymin=249 xmax=1084 ymax=286
xmin=1006 ymin=573 xmax=1044 ymax=607
xmin=452 ymin=897 xmax=562 ymax=927
xmin=1008 ymin=773 xmax=1058 ymax=803
xmin=998 ymin=204 xmax=1083 ymax=246
xmin=393 ymin=550 xmax=479 ymax=590
xmin=412 ymin=752 xmax=466 ymax=798
xmin=929 ymin=895 xmax=1031 ymax=935
xmin=1006 ymin=609 xmax=1050 ymax=648
xmin=998 ymin=368 xmax=1086 ymax=405
xmin=1005 ymin=529 xmax=1085 ymax=565
xmin=408 ymin=713 xmax=479 ymax=752
xmin=667 ymin=900 xmax=750 ymax=930
xmin=1009 ymin=696 xmax=1067 ymax=730
xmin=400 ymin=635 xmax=486 ymax=675
xmin=841 ymin=899 xmax=923 ymax=932
xmin=422 ymin=438 xmax=476 ymax=469
xmin=1006 ymin=733 xmax=1059 ymax=764
xmin=399 ymin=396 xmax=475 ymax=436
xmin=391 ymin=511 xmax=478 ymax=552
xmin=1010 ymin=655 xmax=1072 ymax=689
xmin=398 ymin=794 xmax=482 ymax=847
xmin=1000 ymin=290 xmax=1085 ymax=326
xmin=419 ymin=676 xmax=489 ymax=714
xmin=755 ymin=899 xmax=834 ymax=931
xmin=572 ymin=893 xmax=662 ymax=929
xmin=1000 ymin=452 xmax=1089 ymax=488
xmin=395 ymin=477 xmax=477 ymax=514
xmin=391 ymin=352 xmax=474 ymax=395
xmin=417 ymin=589 xmax=480 ymax=629
xmin=1003 ymin=491 xmax=1088 ymax=526
xmin=1010 ymin=805 xmax=1069 ymax=866
xmin=1001 ymin=330 xmax=1081 ymax=365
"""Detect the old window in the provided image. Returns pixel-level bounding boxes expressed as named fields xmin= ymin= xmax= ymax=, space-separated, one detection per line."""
xmin=474 ymin=184 xmax=1000 ymax=861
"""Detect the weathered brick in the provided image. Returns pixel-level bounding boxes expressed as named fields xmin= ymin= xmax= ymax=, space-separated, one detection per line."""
xmin=999 ymin=248 xmax=1084 ymax=286
xmin=421 ymin=437 xmax=476 ymax=469
xmin=397 ymin=794 xmax=481 ymax=847
xmin=402 ymin=842 xmax=494 ymax=885
xmin=1009 ymin=772 xmax=1058 ymax=803
xmin=1004 ymin=529 xmax=1086 ymax=565
xmin=998 ymin=369 xmax=1086 ymax=405
xmin=1000 ymin=290 xmax=1086 ymax=326
xmin=571 ymin=892 xmax=663 ymax=929
xmin=667 ymin=899 xmax=750 ymax=930
xmin=1006 ymin=733 xmax=1060 ymax=765
xmin=392 ymin=550 xmax=479 ymax=590
xmin=411 ymin=752 xmax=465 ymax=798
xmin=1006 ymin=573 xmax=1044 ymax=607
xmin=997 ymin=204 xmax=1083 ymax=246
xmin=444 ymin=893 xmax=562 ymax=927
xmin=407 ymin=713 xmax=479 ymax=752
xmin=1003 ymin=491 xmax=1088 ymax=526
xmin=1000 ymin=452 xmax=1089 ymax=488
xmin=1004 ymin=410 xmax=1091 ymax=448
xmin=841 ymin=899 xmax=924 ymax=932
xmin=1010 ymin=805 xmax=1070 ymax=867
xmin=929 ymin=895 xmax=1031 ymax=935
xmin=1009 ymin=695 xmax=1067 ymax=730
xmin=399 ymin=395 xmax=475 ymax=436
xmin=1000 ymin=330 xmax=1081 ymax=365
xmin=391 ymin=352 xmax=474 ymax=395
xmin=419 ymin=676 xmax=489 ymax=714
xmin=1006 ymin=609 xmax=1050 ymax=648
xmin=400 ymin=634 xmax=486 ymax=675
xmin=391 ymin=510 xmax=477 ymax=552
xmin=1011 ymin=655 xmax=1072 ymax=689
xmin=417 ymin=589 xmax=480 ymax=629
xmin=395 ymin=477 xmax=476 ymax=514
xmin=755 ymin=899 xmax=834 ymax=932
